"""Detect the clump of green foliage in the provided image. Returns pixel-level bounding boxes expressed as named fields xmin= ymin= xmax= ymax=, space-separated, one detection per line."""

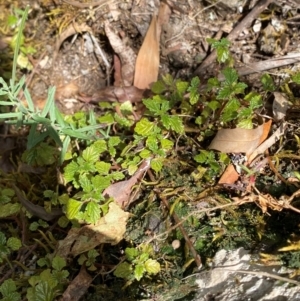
xmin=3 ymin=5 xmax=300 ymax=301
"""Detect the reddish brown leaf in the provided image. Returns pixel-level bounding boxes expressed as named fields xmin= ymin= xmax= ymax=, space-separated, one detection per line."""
xmin=218 ymin=164 xmax=239 ymax=185
xmin=103 ymin=159 xmax=150 ymax=207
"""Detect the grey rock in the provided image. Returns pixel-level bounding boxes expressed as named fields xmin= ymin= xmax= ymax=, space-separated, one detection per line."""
xmin=194 ymin=248 xmax=300 ymax=301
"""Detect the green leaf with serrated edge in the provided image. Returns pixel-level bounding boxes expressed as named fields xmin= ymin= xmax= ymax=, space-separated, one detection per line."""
xmin=93 ymin=140 xmax=107 ymax=153
xmin=146 ymin=135 xmax=158 ymax=151
xmin=221 ymin=98 xmax=240 ymax=122
xmin=111 ymin=171 xmax=125 ymax=181
xmin=145 ymin=259 xmax=160 ymax=274
xmin=135 ymin=118 xmax=157 ymax=136
xmin=66 ymin=198 xmax=82 ymax=220
xmin=125 ymin=247 xmax=139 ymax=261
xmin=162 ymin=74 xmax=173 ymax=86
xmin=0 ymin=279 xmax=18 ymax=295
xmin=114 ymin=262 xmax=132 ymax=279
xmin=160 ymin=138 xmax=173 ymax=150
xmin=143 ymin=98 xmax=161 ymax=114
xmin=114 ymin=113 xmax=132 ymax=127
xmin=176 ymin=80 xmax=189 ymax=96
xmin=128 ymin=164 xmax=138 ymax=175
xmin=120 ymin=100 xmax=133 ymax=113
xmin=151 ymin=80 xmax=166 ymax=94
xmin=237 ymin=118 xmax=253 ymax=129
xmin=7 ymin=237 xmax=21 ymax=251
xmin=134 ymin=264 xmax=145 ymax=281
xmin=108 ymin=136 xmax=121 ymax=147
xmin=150 ymin=158 xmax=163 ymax=172
xmin=140 ymin=149 xmax=152 ymax=158
xmin=34 ymin=280 xmax=55 ymax=301
xmin=79 ymin=175 xmax=92 ymax=193
xmin=222 ymin=67 xmax=238 ymax=85
xmin=52 ymin=256 xmax=66 ymax=271
xmin=98 ymin=113 xmax=114 ymax=124
xmin=207 ymin=100 xmax=220 ymax=111
xmin=217 ymin=86 xmax=233 ymax=99
xmin=0 ymin=203 xmax=21 ymax=218
xmin=261 ymin=73 xmax=276 ymax=91
xmin=249 ymin=95 xmax=262 ymax=109
xmin=95 ymin=161 xmax=111 ymax=174
xmin=161 ymin=115 xmax=184 ymax=134
xmin=64 ymin=161 xmax=79 ymax=183
xmin=194 ymin=151 xmax=208 ymax=164
xmin=86 ymin=201 xmax=100 ymax=224
xmin=139 ymin=252 xmax=149 ymax=263
xmin=58 ymin=216 xmax=69 ymax=228
xmin=238 ymin=107 xmax=252 ymax=119
xmin=82 ymin=146 xmax=99 ymax=163
xmin=91 ymin=175 xmax=111 ymax=191
xmin=233 ymin=82 xmax=248 ymax=94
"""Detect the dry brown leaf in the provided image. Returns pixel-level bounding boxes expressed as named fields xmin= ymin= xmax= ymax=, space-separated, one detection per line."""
xmin=56 ymin=202 xmax=129 ymax=258
xmin=103 ymin=159 xmax=150 ymax=207
xmin=59 ymin=266 xmax=92 ymax=301
xmin=209 ymin=122 xmax=270 ymax=154
xmin=273 ymin=92 xmax=290 ymax=121
xmin=218 ymin=163 xmax=240 ymax=185
xmin=134 ymin=15 xmax=160 ymax=89
xmin=105 ymin=21 xmax=136 ymax=86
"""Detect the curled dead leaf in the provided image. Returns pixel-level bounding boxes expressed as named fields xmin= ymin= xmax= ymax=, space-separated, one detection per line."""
xmin=209 ymin=123 xmax=268 ymax=154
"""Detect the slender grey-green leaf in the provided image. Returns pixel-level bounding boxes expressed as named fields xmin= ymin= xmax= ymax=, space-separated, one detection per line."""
xmin=54 ymin=106 xmax=66 ymax=128
xmin=41 ymin=86 xmax=55 ymax=118
xmin=13 ymin=76 xmax=26 ymax=97
xmin=27 ymin=125 xmax=49 ymax=149
xmin=32 ymin=115 xmax=51 ymax=124
xmin=75 ymin=124 xmax=105 ymax=133
xmin=49 ymin=98 xmax=56 ymax=123
xmin=0 ymin=101 xmax=16 ymax=106
xmin=11 ymin=7 xmax=29 ymax=91
xmin=60 ymin=135 xmax=71 ymax=165
xmin=23 ymin=86 xmax=34 ymax=112
xmin=47 ymin=125 xmax=62 ymax=147
xmin=62 ymin=128 xmax=93 ymax=139
xmin=0 ymin=112 xmax=23 ymax=118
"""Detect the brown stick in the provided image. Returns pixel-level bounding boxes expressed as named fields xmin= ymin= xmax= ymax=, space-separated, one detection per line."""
xmin=222 ymin=53 xmax=300 ymax=79
xmin=193 ymin=0 xmax=274 ymax=76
